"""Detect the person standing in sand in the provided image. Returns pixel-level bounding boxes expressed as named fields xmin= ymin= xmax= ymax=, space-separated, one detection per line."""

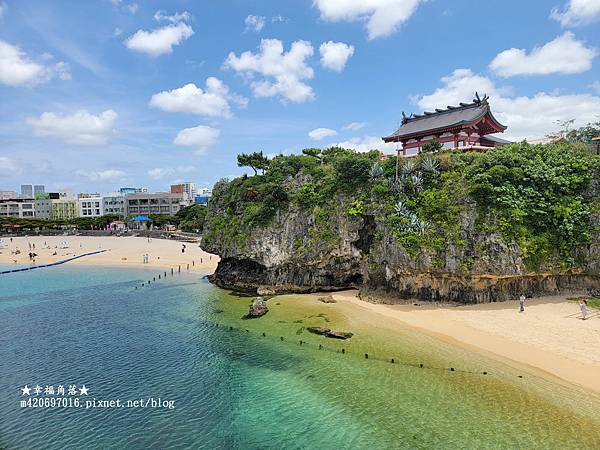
xmin=579 ymin=300 xmax=589 ymax=319
xmin=518 ymin=294 xmax=526 ymax=313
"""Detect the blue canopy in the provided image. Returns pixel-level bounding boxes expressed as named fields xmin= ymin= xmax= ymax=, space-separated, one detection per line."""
xmin=128 ymin=215 xmax=153 ymax=221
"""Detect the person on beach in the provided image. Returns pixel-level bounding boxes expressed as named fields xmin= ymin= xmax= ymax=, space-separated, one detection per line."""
xmin=181 ymin=244 xmax=186 ymax=254
xmin=579 ymin=300 xmax=589 ymax=319
xmin=518 ymin=294 xmax=526 ymax=313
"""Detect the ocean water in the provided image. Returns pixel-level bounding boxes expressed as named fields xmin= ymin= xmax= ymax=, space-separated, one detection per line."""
xmin=1 ymin=265 xmax=599 ymax=449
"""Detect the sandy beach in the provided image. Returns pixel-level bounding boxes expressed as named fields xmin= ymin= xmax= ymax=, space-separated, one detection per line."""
xmin=329 ymin=291 xmax=600 ymax=394
xmin=0 ymin=235 xmax=219 ymax=273
xmin=2 ymin=235 xmax=598 ymax=393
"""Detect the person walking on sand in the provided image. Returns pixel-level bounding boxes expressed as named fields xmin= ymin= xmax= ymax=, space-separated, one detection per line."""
xmin=518 ymin=294 xmax=526 ymax=313
xmin=579 ymin=300 xmax=589 ymax=319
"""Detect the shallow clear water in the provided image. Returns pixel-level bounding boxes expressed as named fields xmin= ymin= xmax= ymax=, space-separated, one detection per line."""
xmin=1 ymin=265 xmax=599 ymax=449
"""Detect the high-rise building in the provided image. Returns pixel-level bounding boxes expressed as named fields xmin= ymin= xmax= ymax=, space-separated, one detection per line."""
xmin=170 ymin=182 xmax=197 ymax=204
xmin=34 ymin=185 xmax=45 ymax=197
xmin=20 ymin=184 xmax=33 ymax=198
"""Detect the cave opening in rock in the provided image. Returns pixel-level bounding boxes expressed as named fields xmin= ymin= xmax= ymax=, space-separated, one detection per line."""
xmin=354 ymin=215 xmax=377 ymax=255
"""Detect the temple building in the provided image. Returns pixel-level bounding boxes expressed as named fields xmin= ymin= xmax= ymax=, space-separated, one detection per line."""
xmin=383 ymin=94 xmax=511 ymax=156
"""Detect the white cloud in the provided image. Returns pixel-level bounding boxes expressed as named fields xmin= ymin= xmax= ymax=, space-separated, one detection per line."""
xmin=0 ymin=157 xmax=22 ymax=176
xmin=149 ymin=77 xmax=246 ymax=118
xmin=0 ymin=40 xmax=70 ymax=86
xmin=309 ymin=127 xmax=337 ymax=140
xmin=27 ymin=109 xmax=118 ymax=145
xmin=125 ymin=3 xmax=138 ymax=14
xmin=272 ymin=15 xmax=289 ymax=23
xmin=319 ymin=41 xmax=354 ymax=72
xmin=154 ymin=10 xmax=192 ymax=23
xmin=489 ymin=32 xmax=597 ymax=77
xmin=174 ymin=125 xmax=220 ymax=155
xmin=224 ymin=39 xmax=315 ymax=103
xmin=551 ymin=0 xmax=600 ymax=27
xmin=416 ymin=68 xmax=600 ymax=140
xmin=148 ymin=165 xmax=195 ymax=180
xmin=313 ymin=0 xmax=423 ymax=40
xmin=125 ymin=22 xmax=193 ymax=56
xmin=343 ymin=121 xmax=366 ymax=131
xmin=77 ymin=169 xmax=127 ymax=181
xmin=330 ymin=135 xmax=396 ymax=153
xmin=245 ymin=15 xmax=266 ymax=32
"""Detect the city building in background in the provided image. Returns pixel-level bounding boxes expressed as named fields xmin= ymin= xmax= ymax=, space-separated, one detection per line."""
xmin=0 ymin=191 xmax=18 ymax=200
xmin=77 ymin=193 xmax=101 ymax=199
xmin=103 ymin=193 xmax=126 ymax=216
xmin=78 ymin=196 xmax=103 ymax=217
xmin=52 ymin=199 xmax=78 ymax=220
xmin=170 ymin=182 xmax=197 ymax=205
xmin=20 ymin=184 xmax=33 ymax=198
xmin=34 ymin=185 xmax=45 ymax=197
xmin=0 ymin=198 xmax=35 ymax=217
xmin=126 ymin=192 xmax=185 ymax=216
xmin=34 ymin=198 xmax=53 ymax=219
xmin=119 ymin=187 xmax=148 ymax=196
xmin=194 ymin=187 xmax=212 ymax=205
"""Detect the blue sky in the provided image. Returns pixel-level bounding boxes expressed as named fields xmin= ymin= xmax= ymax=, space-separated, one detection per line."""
xmin=1 ymin=0 xmax=599 ymax=194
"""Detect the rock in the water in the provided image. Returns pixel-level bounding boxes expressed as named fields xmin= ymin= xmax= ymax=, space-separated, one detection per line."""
xmin=326 ymin=330 xmax=354 ymax=340
xmin=318 ymin=295 xmax=337 ymax=303
xmin=307 ymin=326 xmax=331 ymax=336
xmin=307 ymin=326 xmax=353 ymax=339
xmin=257 ymin=286 xmax=276 ymax=296
xmin=243 ymin=297 xmax=268 ymax=319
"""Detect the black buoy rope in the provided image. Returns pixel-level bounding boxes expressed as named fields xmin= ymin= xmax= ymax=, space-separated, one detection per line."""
xmin=203 ymin=320 xmax=527 ymax=379
xmin=131 ymin=270 xmax=523 ymax=380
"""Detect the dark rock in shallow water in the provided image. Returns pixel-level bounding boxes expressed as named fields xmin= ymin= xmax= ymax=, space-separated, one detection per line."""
xmin=326 ymin=330 xmax=354 ymax=340
xmin=307 ymin=327 xmax=330 ymax=336
xmin=307 ymin=327 xmax=353 ymax=340
xmin=243 ymin=297 xmax=268 ymax=319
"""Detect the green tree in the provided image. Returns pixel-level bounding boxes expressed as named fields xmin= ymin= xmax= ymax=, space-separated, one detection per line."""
xmin=421 ymin=138 xmax=443 ymax=153
xmin=237 ymin=151 xmax=270 ymax=175
xmin=176 ymin=204 xmax=208 ymax=232
xmin=302 ymin=148 xmax=323 ymax=163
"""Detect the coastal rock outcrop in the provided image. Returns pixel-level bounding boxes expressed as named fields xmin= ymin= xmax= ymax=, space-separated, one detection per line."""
xmin=203 ymin=144 xmax=600 ymax=304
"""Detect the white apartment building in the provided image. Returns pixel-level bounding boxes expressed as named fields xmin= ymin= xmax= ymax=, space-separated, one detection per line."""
xmin=78 ymin=197 xmax=103 ymax=217
xmin=0 ymin=199 xmax=35 ymax=217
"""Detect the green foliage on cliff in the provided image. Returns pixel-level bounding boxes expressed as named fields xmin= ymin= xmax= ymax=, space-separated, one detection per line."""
xmin=175 ymin=204 xmax=207 ymax=232
xmin=205 ymin=142 xmax=599 ymax=271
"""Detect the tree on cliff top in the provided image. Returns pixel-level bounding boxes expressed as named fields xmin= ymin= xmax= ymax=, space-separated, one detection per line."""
xmin=302 ymin=148 xmax=323 ymax=163
xmin=237 ymin=151 xmax=270 ymax=175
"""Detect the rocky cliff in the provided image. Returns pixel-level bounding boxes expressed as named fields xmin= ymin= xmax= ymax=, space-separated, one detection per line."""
xmin=203 ymin=144 xmax=600 ymax=304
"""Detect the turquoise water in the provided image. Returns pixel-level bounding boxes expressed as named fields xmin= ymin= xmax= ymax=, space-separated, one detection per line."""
xmin=1 ymin=265 xmax=599 ymax=449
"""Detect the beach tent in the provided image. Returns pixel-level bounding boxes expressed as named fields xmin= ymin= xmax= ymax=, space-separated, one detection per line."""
xmin=127 ymin=216 xmax=153 ymax=230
